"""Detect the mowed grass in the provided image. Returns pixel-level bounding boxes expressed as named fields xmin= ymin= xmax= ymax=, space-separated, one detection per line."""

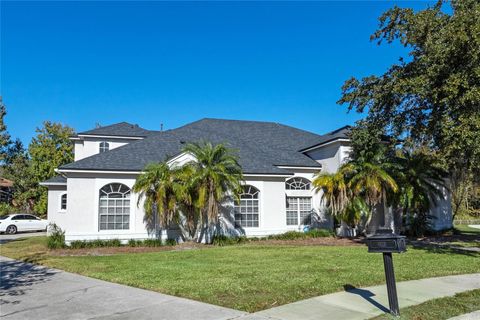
xmin=371 ymin=289 xmax=480 ymax=320
xmin=1 ymin=237 xmax=480 ymax=312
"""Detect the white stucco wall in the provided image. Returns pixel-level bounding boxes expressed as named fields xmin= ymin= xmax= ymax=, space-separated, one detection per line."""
xmin=47 ymin=185 xmax=68 ymax=227
xmin=73 ymin=138 xmax=139 ymax=161
xmin=306 ymin=141 xmax=351 ymax=173
xmin=47 ymin=167 xmax=334 ymax=241
xmin=48 ymin=173 xmax=155 ymax=242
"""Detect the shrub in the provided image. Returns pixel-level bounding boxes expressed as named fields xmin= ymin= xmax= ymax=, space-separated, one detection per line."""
xmin=105 ymin=239 xmax=122 ymax=247
xmin=90 ymin=239 xmax=107 ymax=248
xmin=47 ymin=223 xmax=65 ymax=249
xmin=143 ymin=239 xmax=163 ymax=247
xmin=69 ymin=240 xmax=88 ymax=249
xmin=165 ymin=239 xmax=177 ymax=246
xmin=305 ymin=228 xmax=334 ymax=238
xmin=212 ymin=235 xmax=248 ymax=246
xmin=268 ymin=231 xmax=307 ymax=240
xmin=128 ymin=239 xmax=143 ymax=247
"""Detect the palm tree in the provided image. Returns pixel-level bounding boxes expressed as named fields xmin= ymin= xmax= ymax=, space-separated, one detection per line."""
xmin=346 ymin=160 xmax=399 ymax=231
xmin=394 ymin=150 xmax=448 ymax=235
xmin=312 ymin=169 xmax=349 ymax=217
xmin=313 ymin=166 xmax=369 ymax=235
xmin=174 ymin=164 xmax=201 ymax=240
xmin=133 ymin=162 xmax=178 ymax=238
xmin=182 ymin=142 xmax=244 ymax=243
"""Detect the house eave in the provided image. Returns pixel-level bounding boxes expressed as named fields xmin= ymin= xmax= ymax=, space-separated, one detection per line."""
xmin=300 ymin=138 xmax=350 ymax=153
xmin=74 ymin=134 xmax=146 ymax=140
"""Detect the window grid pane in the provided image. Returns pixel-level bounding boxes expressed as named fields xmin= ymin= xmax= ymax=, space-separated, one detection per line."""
xmin=286 ymin=197 xmax=312 ymax=226
xmin=286 ymin=177 xmax=311 ymax=190
xmin=234 ymin=185 xmax=260 ymax=228
xmin=99 ymin=183 xmax=131 ymax=230
xmin=61 ymin=194 xmax=67 ymax=210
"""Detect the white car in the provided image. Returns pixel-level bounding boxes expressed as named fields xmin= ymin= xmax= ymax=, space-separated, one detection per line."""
xmin=0 ymin=214 xmax=48 ymax=234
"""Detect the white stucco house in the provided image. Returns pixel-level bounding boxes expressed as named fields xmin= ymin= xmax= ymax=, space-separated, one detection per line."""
xmin=40 ymin=119 xmax=452 ymax=243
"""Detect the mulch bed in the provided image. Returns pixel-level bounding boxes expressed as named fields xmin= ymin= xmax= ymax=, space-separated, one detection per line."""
xmin=49 ymin=236 xmax=365 ymax=256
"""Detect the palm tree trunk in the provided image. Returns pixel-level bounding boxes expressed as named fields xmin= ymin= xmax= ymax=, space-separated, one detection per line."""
xmin=383 ymin=190 xmax=395 ymax=231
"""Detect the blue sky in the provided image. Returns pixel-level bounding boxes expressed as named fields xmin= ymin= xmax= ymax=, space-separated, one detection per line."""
xmin=2 ymin=1 xmax=434 ymax=145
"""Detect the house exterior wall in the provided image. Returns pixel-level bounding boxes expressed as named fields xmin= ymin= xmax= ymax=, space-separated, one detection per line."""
xmin=47 ymin=185 xmax=68 ymax=227
xmin=73 ymin=138 xmax=137 ymax=161
xmin=306 ymin=141 xmax=351 ymax=173
xmin=49 ymin=173 xmax=154 ymax=242
xmin=48 ymin=168 xmax=332 ymax=242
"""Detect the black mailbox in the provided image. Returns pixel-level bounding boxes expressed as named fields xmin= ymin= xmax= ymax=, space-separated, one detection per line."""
xmin=366 ymin=228 xmax=406 ymax=317
xmin=366 ymin=228 xmax=406 ymax=253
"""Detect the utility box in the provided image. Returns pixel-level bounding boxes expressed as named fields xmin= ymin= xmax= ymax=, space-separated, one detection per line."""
xmin=366 ymin=228 xmax=406 ymax=254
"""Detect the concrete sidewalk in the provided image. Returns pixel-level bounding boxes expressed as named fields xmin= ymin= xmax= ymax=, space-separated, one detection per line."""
xmin=240 ymin=273 xmax=480 ymax=320
xmin=0 ymin=256 xmax=246 ymax=320
xmin=448 ymin=311 xmax=480 ymax=320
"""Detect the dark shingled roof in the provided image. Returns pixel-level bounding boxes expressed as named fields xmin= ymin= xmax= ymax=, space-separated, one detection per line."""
xmin=61 ymin=119 xmax=348 ymax=174
xmin=299 ymin=125 xmax=351 ymax=151
xmin=77 ymin=122 xmax=155 ymax=138
xmin=40 ymin=175 xmax=67 ymax=185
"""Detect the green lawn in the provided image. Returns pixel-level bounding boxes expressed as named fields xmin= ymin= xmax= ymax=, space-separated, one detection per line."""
xmin=1 ymin=237 xmax=479 ymax=312
xmin=371 ymin=289 xmax=480 ymax=320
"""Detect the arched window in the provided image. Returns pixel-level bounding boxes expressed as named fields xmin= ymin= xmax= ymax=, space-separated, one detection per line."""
xmin=234 ymin=185 xmax=260 ymax=228
xmin=286 ymin=177 xmax=311 ymax=190
xmin=99 ymin=141 xmax=110 ymax=153
xmin=99 ymin=183 xmax=130 ymax=230
xmin=60 ymin=193 xmax=67 ymax=211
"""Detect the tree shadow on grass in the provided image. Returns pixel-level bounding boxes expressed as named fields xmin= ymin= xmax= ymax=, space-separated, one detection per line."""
xmin=408 ymin=241 xmax=480 ymax=256
xmin=0 ymin=259 xmax=57 ymax=306
xmin=343 ymin=284 xmax=390 ymax=313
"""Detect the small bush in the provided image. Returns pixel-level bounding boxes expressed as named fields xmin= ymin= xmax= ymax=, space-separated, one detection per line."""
xmin=268 ymin=231 xmax=307 ymax=240
xmin=105 ymin=239 xmax=122 ymax=247
xmin=212 ymin=235 xmax=248 ymax=246
xmin=305 ymin=228 xmax=334 ymax=238
xmin=128 ymin=239 xmax=143 ymax=247
xmin=90 ymin=239 xmax=106 ymax=248
xmin=165 ymin=239 xmax=177 ymax=246
xmin=47 ymin=223 xmax=65 ymax=249
xmin=143 ymin=239 xmax=163 ymax=247
xmin=70 ymin=240 xmax=88 ymax=249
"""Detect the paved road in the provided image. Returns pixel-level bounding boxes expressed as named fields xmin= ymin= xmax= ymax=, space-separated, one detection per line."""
xmin=0 ymin=256 xmax=246 ymax=320
xmin=0 ymin=232 xmax=46 ymax=244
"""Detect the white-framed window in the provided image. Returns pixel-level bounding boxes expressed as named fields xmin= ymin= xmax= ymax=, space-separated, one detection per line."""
xmin=59 ymin=193 xmax=67 ymax=212
xmin=99 ymin=141 xmax=110 ymax=153
xmin=286 ymin=177 xmax=311 ymax=190
xmin=99 ymin=183 xmax=131 ymax=230
xmin=234 ymin=185 xmax=260 ymax=228
xmin=286 ymin=197 xmax=312 ymax=226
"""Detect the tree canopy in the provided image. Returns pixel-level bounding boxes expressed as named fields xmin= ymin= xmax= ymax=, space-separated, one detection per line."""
xmin=339 ymin=0 xmax=479 ymax=173
xmin=338 ymin=0 xmax=480 ymax=218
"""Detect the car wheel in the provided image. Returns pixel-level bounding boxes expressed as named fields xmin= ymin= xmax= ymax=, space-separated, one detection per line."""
xmin=6 ymin=225 xmax=17 ymax=234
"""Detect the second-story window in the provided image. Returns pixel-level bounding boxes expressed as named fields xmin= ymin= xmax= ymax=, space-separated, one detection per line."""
xmin=99 ymin=141 xmax=110 ymax=153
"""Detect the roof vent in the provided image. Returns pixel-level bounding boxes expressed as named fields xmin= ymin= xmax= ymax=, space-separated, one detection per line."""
xmin=180 ymin=140 xmax=186 ymax=144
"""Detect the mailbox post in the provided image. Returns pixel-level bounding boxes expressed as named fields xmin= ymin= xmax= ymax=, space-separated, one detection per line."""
xmin=366 ymin=228 xmax=406 ymax=317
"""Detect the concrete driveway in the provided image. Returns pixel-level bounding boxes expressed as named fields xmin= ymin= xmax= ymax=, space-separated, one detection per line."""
xmin=0 ymin=232 xmax=46 ymax=244
xmin=0 ymin=256 xmax=246 ymax=320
